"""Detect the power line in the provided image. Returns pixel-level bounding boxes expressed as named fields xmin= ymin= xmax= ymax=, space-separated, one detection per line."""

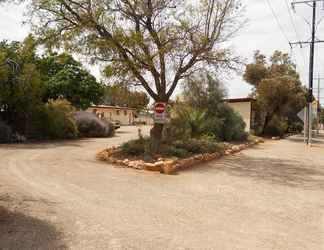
xmin=265 ymin=0 xmax=291 ymax=43
xmin=266 ymin=0 xmax=307 ymax=83
xmin=285 ymin=0 xmax=308 ymax=69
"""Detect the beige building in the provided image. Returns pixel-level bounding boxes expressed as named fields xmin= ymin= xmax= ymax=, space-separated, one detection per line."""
xmin=226 ymin=98 xmax=256 ymax=132
xmin=87 ymin=105 xmax=136 ymax=125
xmin=135 ymin=111 xmax=154 ymax=125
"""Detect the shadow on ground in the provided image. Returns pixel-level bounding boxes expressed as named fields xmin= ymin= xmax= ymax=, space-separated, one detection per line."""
xmin=189 ymin=155 xmax=324 ymax=190
xmin=0 ymin=206 xmax=66 ymax=250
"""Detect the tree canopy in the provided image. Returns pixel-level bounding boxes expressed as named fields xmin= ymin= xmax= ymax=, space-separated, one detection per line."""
xmin=22 ymin=0 xmax=244 ymax=103
xmin=39 ymin=53 xmax=104 ymax=110
xmin=0 ymin=37 xmax=105 ymax=138
xmin=244 ymin=50 xmax=307 ymax=136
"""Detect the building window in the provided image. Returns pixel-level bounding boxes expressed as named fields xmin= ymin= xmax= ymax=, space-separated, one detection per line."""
xmin=124 ymin=110 xmax=127 ymax=116
xmin=116 ymin=110 xmax=120 ymax=115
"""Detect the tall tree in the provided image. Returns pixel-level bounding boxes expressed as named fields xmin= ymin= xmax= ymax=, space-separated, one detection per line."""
xmin=39 ymin=53 xmax=105 ymax=110
xmin=244 ymin=51 xmax=307 ymax=135
xmin=0 ymin=37 xmax=43 ymax=135
xmin=22 ymin=0 xmax=244 ymax=145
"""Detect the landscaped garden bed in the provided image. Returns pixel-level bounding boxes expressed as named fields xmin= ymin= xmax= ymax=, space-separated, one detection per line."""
xmin=97 ymin=137 xmax=264 ymax=175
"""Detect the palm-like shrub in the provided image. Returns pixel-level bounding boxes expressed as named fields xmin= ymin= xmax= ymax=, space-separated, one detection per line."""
xmin=164 ymin=105 xmax=208 ymax=140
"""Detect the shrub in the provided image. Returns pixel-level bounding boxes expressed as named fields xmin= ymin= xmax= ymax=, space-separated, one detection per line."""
xmin=165 ymin=146 xmax=189 ymax=158
xmin=165 ymin=103 xmax=248 ymax=142
xmin=0 ymin=120 xmax=13 ymax=143
xmin=121 ymin=137 xmax=150 ymax=156
xmin=264 ymin=115 xmax=288 ymax=137
xmin=41 ymin=99 xmax=78 ymax=139
xmin=287 ymin=121 xmax=303 ymax=134
xmin=173 ymin=138 xmax=223 ymax=154
xmin=218 ymin=104 xmax=248 ymax=141
xmin=120 ymin=137 xmax=224 ymax=158
xmin=164 ymin=106 xmax=209 ymax=141
xmin=74 ymin=111 xmax=114 ymax=138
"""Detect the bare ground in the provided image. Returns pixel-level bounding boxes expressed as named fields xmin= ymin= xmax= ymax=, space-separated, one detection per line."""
xmin=0 ymin=127 xmax=324 ymax=250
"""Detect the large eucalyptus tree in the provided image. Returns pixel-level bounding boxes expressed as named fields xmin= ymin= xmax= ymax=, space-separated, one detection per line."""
xmin=19 ymin=0 xmax=244 ymax=144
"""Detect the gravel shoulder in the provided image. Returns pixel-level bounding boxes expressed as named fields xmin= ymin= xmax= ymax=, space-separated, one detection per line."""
xmin=0 ymin=128 xmax=324 ymax=250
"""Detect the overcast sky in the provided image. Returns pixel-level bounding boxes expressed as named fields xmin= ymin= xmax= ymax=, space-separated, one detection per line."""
xmin=1 ymin=0 xmax=324 ymax=99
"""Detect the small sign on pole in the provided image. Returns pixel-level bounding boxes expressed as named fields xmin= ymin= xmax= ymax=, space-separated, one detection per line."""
xmin=154 ymin=102 xmax=167 ymax=124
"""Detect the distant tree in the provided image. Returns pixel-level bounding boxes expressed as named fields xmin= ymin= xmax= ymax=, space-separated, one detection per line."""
xmin=21 ymin=0 xmax=245 ymax=149
xmin=39 ymin=53 xmax=104 ymax=110
xmin=102 ymin=85 xmax=149 ymax=112
xmin=244 ymin=50 xmax=307 ymax=135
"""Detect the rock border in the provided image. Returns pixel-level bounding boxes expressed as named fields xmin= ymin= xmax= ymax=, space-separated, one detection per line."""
xmin=97 ymin=139 xmax=264 ymax=175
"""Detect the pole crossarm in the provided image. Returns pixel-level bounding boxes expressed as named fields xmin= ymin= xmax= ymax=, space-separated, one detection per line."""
xmin=289 ymin=41 xmax=324 ymax=48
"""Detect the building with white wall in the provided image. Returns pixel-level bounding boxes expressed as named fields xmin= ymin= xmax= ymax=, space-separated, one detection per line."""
xmin=225 ymin=98 xmax=256 ymax=132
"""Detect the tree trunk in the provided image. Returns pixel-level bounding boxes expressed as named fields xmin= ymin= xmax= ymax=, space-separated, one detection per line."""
xmin=262 ymin=113 xmax=271 ymax=135
xmin=150 ymin=123 xmax=164 ymax=155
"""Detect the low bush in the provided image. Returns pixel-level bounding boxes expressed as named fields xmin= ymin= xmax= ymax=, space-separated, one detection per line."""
xmin=165 ymin=146 xmax=189 ymax=158
xmin=41 ymin=99 xmax=78 ymax=139
xmin=264 ymin=115 xmax=288 ymax=137
xmin=171 ymin=138 xmax=224 ymax=155
xmin=218 ymin=104 xmax=248 ymax=141
xmin=121 ymin=137 xmax=151 ymax=156
xmin=120 ymin=137 xmax=224 ymax=158
xmin=74 ymin=111 xmax=114 ymax=138
xmin=0 ymin=120 xmax=13 ymax=143
xmin=165 ymin=103 xmax=248 ymax=142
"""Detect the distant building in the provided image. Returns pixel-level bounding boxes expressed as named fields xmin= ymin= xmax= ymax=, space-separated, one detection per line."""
xmin=87 ymin=105 xmax=136 ymax=125
xmin=135 ymin=111 xmax=154 ymax=125
xmin=225 ymin=98 xmax=256 ymax=132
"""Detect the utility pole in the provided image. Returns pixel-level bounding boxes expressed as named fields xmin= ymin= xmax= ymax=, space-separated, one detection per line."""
xmin=290 ymin=0 xmax=324 ymax=145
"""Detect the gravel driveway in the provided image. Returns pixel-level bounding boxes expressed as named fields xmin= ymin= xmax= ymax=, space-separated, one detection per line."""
xmin=0 ymin=127 xmax=324 ymax=250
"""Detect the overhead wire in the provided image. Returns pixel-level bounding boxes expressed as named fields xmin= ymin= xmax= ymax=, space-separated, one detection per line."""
xmin=266 ymin=0 xmax=307 ymax=83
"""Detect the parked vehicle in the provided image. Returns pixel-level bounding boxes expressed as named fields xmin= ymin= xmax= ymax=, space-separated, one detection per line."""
xmin=112 ymin=120 xmax=121 ymax=130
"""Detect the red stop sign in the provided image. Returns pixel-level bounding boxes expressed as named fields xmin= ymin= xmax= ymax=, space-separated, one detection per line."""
xmin=155 ymin=102 xmax=166 ymax=114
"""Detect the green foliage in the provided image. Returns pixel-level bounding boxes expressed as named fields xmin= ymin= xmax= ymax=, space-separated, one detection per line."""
xmin=121 ymin=137 xmax=151 ymax=156
xmin=244 ymin=50 xmax=307 ymax=136
xmin=0 ymin=38 xmax=43 ymax=135
xmin=165 ymin=105 xmax=208 ymax=139
xmin=166 ymin=73 xmax=248 ymax=142
xmin=120 ymin=137 xmax=224 ymax=158
xmin=22 ymin=0 xmax=243 ymax=107
xmin=41 ymin=99 xmax=78 ymax=139
xmin=0 ymin=38 xmax=104 ymax=140
xmin=40 ymin=53 xmax=104 ymax=110
xmin=263 ymin=115 xmax=288 ymax=137
xmin=74 ymin=111 xmax=114 ymax=138
xmin=218 ymin=104 xmax=248 ymax=141
xmin=165 ymin=146 xmax=189 ymax=158
xmin=171 ymin=138 xmax=223 ymax=155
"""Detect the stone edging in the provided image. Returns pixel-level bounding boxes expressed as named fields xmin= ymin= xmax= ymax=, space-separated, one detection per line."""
xmin=97 ymin=139 xmax=264 ymax=175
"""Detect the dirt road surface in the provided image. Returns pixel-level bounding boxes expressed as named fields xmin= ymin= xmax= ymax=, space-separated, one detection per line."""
xmin=0 ymin=127 xmax=324 ymax=250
